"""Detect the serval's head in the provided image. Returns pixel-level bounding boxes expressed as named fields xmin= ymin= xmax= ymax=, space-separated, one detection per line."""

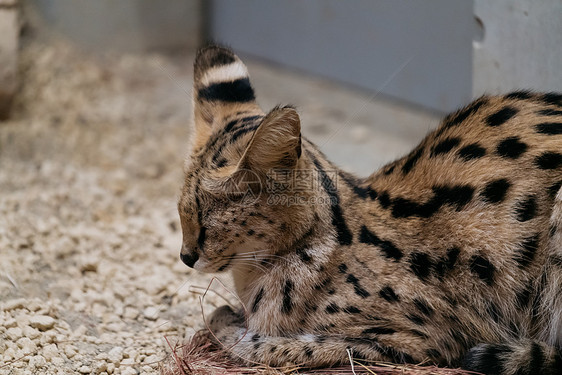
xmin=178 ymin=46 xmax=318 ymax=273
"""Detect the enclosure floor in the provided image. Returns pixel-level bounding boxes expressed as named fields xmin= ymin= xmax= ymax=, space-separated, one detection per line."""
xmin=0 ymin=39 xmax=439 ymax=374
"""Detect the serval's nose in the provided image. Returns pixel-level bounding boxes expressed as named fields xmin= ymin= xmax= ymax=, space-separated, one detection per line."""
xmin=180 ymin=246 xmax=199 ymax=268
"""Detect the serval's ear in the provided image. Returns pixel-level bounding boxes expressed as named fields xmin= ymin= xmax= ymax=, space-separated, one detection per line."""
xmin=239 ymin=106 xmax=302 ymax=173
xmin=191 ymin=45 xmax=261 ymax=151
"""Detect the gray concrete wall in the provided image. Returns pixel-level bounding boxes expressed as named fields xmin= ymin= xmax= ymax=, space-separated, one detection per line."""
xmin=31 ymin=0 xmax=201 ymax=52
xmin=209 ymin=0 xmax=475 ymax=113
xmin=473 ymin=0 xmax=562 ymax=96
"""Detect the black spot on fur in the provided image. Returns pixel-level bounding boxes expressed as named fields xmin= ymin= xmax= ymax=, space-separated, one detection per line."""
xmin=391 ymin=184 xmax=475 ymax=218
xmin=314 ymin=278 xmax=331 ymax=291
xmin=215 ymin=158 xmax=227 ymax=168
xmin=304 ymin=346 xmax=314 ymax=358
xmin=487 ymin=301 xmax=501 ymax=323
xmin=359 ymin=226 xmax=403 ymax=261
xmin=529 ymin=342 xmax=545 ymax=373
xmin=223 ymin=115 xmax=262 ymax=134
xmin=463 ymin=344 xmax=510 ymax=374
xmin=247 ymin=229 xmax=255 ymax=236
xmin=515 ymin=195 xmax=537 ymax=222
xmin=325 ymin=303 xmax=340 ymax=314
xmin=362 ymin=327 xmax=396 ymax=335
xmin=536 ymin=122 xmax=562 ymax=135
xmin=281 ymin=280 xmax=293 ymax=314
xmin=338 ymin=263 xmax=348 ymax=273
xmin=431 ymin=137 xmax=461 ymax=157
xmin=359 ymin=225 xmax=379 ymax=245
xmin=339 ymin=172 xmax=373 ymax=199
xmin=536 ymin=152 xmax=562 ymax=170
xmin=538 ymin=109 xmax=562 ymax=116
xmin=413 ymin=298 xmax=434 ymax=317
xmin=379 ymin=286 xmax=400 ymax=303
xmin=548 ymin=181 xmax=562 ymax=199
xmin=251 ymin=288 xmax=264 ymax=313
xmin=515 ymin=234 xmax=540 ymax=268
xmin=383 ymin=165 xmax=395 ymax=175
xmin=496 ymin=136 xmax=528 ymax=159
xmin=486 ymin=106 xmax=518 ymax=127
xmin=379 ymin=240 xmax=404 ymax=262
xmin=230 ymin=123 xmax=261 ymax=144
xmin=542 ymin=92 xmax=562 ymax=106
xmin=410 ymin=329 xmax=429 ymax=339
xmin=470 ymin=256 xmax=495 ymax=285
xmin=346 ymin=274 xmax=371 ymax=298
xmin=458 ymin=143 xmax=486 ymax=161
xmin=444 ymin=295 xmax=458 ymax=308
xmin=217 ymin=254 xmax=234 ymax=271
xmin=426 ymin=348 xmax=442 ymax=360
xmin=197 ymin=226 xmax=207 ymax=251
xmin=344 ymin=306 xmax=362 ymax=314
xmin=251 ymin=333 xmax=260 ymax=342
xmin=296 ymin=247 xmax=312 ymax=263
xmin=198 ymin=78 xmax=255 ymax=103
xmin=409 ymin=252 xmax=433 ymax=281
xmin=482 ymin=178 xmax=511 ymax=203
xmin=407 ymin=314 xmax=426 ymax=326
xmin=549 ymin=224 xmax=557 ymax=238
xmin=436 ymin=247 xmax=460 ymax=279
xmin=295 ymin=227 xmax=315 ymax=263
xmin=402 ymin=147 xmax=424 ymax=174
xmin=311 ymin=155 xmax=353 ymax=245
xmin=378 ymin=192 xmax=391 ymax=208
xmin=443 ymin=98 xmax=488 ymax=129
xmin=445 ymin=247 xmax=461 ymax=269
xmin=505 ymin=90 xmax=534 ymax=100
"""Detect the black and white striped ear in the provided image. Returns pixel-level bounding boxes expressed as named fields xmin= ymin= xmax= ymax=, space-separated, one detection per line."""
xmin=192 ymin=46 xmax=259 ymax=150
xmin=239 ymin=106 xmax=302 ymax=173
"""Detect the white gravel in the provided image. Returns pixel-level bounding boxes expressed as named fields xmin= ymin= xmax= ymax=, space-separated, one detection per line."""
xmin=0 ymin=38 xmax=222 ymax=374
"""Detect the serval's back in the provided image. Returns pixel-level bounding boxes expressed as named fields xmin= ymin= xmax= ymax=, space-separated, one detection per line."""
xmin=178 ymin=46 xmax=562 ymax=375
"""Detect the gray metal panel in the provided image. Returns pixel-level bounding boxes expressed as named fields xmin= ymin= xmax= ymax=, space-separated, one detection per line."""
xmin=209 ymin=0 xmax=474 ymax=113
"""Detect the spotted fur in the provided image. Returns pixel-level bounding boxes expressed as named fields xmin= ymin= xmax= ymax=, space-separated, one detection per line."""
xmin=178 ymin=46 xmax=562 ymax=374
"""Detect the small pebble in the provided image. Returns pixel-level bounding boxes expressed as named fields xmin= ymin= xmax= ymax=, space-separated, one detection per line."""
xmin=106 ymin=362 xmax=116 ymax=374
xmin=7 ymin=327 xmax=23 ymax=341
xmin=78 ymin=365 xmax=92 ymax=374
xmin=41 ymin=343 xmax=59 ymax=361
xmin=94 ymin=361 xmax=108 ymax=373
xmin=28 ymin=355 xmax=47 ymax=368
xmin=120 ymin=367 xmax=137 ymax=375
xmin=108 ymin=346 xmax=124 ymax=364
xmin=23 ymin=326 xmax=41 ymax=339
xmin=2 ymin=298 xmax=27 ymax=311
xmin=64 ymin=344 xmax=78 ymax=359
xmin=29 ymin=315 xmax=56 ymax=331
xmin=142 ymin=307 xmax=159 ymax=321
xmin=17 ymin=337 xmax=38 ymax=354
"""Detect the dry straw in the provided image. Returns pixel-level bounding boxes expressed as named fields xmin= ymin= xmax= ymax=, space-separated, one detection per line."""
xmin=161 ymin=279 xmax=479 ymax=375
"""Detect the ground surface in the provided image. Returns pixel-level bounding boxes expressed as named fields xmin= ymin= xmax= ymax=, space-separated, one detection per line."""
xmin=0 ymin=37 xmax=439 ymax=375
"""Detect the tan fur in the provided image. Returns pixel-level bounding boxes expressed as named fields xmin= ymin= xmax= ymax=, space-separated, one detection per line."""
xmin=179 ymin=46 xmax=562 ymax=374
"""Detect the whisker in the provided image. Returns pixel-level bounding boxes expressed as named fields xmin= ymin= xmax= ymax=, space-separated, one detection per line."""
xmin=233 ymin=261 xmax=268 ymax=274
